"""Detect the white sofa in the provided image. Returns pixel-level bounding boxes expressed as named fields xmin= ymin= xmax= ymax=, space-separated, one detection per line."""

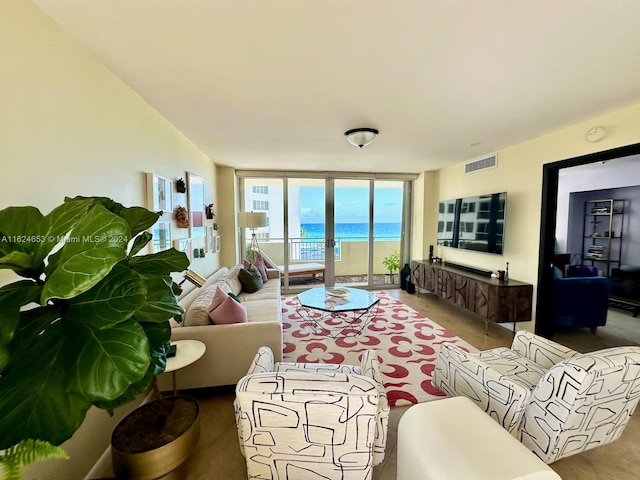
xmin=156 ymin=265 xmax=283 ymax=391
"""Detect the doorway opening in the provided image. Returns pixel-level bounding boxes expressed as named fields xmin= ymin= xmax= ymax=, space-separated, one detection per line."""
xmin=537 ymin=143 xmax=640 ymax=344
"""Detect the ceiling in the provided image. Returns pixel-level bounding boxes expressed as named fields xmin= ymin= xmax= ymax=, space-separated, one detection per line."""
xmin=32 ymin=0 xmax=640 ymax=174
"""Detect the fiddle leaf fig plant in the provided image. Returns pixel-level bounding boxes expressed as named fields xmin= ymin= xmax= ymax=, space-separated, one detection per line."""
xmin=0 ymin=196 xmax=189 ymax=452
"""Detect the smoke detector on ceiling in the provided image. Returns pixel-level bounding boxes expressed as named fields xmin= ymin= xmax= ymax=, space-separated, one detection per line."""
xmin=586 ymin=126 xmax=607 ymax=142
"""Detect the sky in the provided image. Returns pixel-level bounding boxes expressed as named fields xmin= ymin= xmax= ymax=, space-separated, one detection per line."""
xmin=299 ymin=186 xmax=403 ymax=224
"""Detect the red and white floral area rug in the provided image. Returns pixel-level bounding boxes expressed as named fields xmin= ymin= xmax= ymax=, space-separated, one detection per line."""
xmin=281 ymin=291 xmax=477 ymax=407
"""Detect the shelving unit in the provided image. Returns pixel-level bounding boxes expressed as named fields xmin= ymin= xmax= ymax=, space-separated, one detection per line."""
xmin=581 ymin=199 xmax=626 ymax=276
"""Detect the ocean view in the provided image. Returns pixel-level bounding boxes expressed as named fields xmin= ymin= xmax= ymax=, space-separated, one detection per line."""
xmin=301 ymin=222 xmax=401 ymax=241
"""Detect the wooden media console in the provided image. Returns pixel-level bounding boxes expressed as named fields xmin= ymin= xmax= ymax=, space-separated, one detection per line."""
xmin=410 ymin=260 xmax=533 ymax=333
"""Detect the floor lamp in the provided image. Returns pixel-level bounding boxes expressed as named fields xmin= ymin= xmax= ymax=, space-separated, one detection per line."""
xmin=237 ymin=211 xmax=267 ymax=262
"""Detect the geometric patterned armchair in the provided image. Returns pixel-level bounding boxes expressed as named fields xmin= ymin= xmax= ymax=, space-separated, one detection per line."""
xmin=234 ymin=346 xmax=389 ymax=479
xmin=433 ymin=330 xmax=640 ymax=463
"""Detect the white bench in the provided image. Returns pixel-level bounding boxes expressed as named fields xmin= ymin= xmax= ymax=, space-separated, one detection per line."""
xmin=397 ymin=396 xmax=562 ymax=480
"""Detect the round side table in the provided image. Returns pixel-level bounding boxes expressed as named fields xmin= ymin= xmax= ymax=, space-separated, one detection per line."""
xmin=164 ymin=339 xmax=206 ymax=395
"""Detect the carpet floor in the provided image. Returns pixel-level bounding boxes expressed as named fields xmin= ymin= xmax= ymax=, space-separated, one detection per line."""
xmin=281 ymin=291 xmax=476 ymax=406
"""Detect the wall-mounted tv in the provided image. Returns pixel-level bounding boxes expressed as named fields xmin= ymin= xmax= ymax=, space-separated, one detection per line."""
xmin=437 ymin=192 xmax=507 ymax=255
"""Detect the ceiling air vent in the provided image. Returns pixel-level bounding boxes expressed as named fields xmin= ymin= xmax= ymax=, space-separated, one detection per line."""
xmin=464 ymin=153 xmax=498 ymax=174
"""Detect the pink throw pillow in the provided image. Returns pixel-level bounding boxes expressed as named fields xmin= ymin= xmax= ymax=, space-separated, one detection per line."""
xmin=209 ymin=295 xmax=248 ymax=325
xmin=208 ymin=286 xmax=228 ymax=314
xmin=254 ymin=257 xmax=269 ymax=283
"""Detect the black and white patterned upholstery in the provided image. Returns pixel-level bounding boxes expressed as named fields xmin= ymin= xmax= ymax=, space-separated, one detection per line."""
xmin=235 ymin=346 xmax=389 ymax=479
xmin=521 ymin=346 xmax=640 ymax=463
xmin=433 ymin=330 xmax=640 ymax=463
xmin=511 ymin=330 xmax=578 ymax=369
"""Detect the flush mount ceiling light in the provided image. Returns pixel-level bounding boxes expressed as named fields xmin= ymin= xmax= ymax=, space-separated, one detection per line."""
xmin=344 ymin=128 xmax=379 ymax=148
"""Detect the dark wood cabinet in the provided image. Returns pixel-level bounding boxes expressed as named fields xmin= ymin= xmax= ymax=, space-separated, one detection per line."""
xmin=410 ymin=260 xmax=533 ymax=333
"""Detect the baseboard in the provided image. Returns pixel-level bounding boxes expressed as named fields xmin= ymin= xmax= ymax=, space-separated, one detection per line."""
xmin=443 ymin=261 xmax=493 ymax=277
xmin=84 ymin=447 xmax=112 ymax=480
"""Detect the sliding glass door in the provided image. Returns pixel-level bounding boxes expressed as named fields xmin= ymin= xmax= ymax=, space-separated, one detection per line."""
xmin=239 ymin=174 xmax=410 ymax=291
xmin=373 ymin=180 xmax=405 ymax=286
xmin=287 ymin=178 xmax=327 ymax=290
xmin=333 ymin=179 xmax=371 ymax=286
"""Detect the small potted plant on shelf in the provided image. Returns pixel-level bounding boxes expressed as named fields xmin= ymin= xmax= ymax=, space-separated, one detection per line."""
xmin=0 ymin=196 xmax=190 ymax=479
xmin=382 ymin=250 xmax=401 ymax=284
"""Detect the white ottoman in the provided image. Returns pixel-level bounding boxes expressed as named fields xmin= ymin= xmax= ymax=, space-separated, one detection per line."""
xmin=397 ymin=397 xmax=561 ymax=480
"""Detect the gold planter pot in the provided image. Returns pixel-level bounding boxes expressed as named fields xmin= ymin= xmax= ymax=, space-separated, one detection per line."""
xmin=111 ymin=396 xmax=200 ymax=480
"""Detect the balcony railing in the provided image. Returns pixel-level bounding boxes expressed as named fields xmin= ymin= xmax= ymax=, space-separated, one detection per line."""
xmin=290 ymin=238 xmax=341 ymax=261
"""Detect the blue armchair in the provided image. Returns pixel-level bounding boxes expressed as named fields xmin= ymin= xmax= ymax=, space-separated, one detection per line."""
xmin=552 ymin=268 xmax=611 ymax=332
xmin=566 ymin=264 xmax=598 ymax=277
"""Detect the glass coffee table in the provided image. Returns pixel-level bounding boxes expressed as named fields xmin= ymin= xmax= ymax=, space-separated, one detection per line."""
xmin=297 ymin=287 xmax=380 ymax=337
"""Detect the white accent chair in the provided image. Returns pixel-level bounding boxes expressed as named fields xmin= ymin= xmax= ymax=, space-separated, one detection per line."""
xmin=398 ymin=397 xmax=561 ymax=480
xmin=234 ymin=346 xmax=389 ymax=479
xmin=433 ymin=330 xmax=640 ymax=463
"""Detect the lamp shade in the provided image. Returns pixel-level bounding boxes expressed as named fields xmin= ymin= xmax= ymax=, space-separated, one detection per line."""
xmin=344 ymin=128 xmax=379 ymax=148
xmin=237 ymin=211 xmax=267 ymax=228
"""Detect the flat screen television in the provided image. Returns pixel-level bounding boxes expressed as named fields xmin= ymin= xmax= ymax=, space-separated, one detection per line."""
xmin=437 ymin=192 xmax=507 ymax=255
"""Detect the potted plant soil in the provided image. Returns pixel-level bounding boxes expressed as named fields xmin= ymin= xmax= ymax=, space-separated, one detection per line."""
xmin=111 ymin=395 xmax=200 ymax=480
xmin=0 ymin=196 xmax=190 ymax=479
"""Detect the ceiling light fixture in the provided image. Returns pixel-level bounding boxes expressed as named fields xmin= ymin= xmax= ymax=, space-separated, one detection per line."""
xmin=344 ymin=128 xmax=379 ymax=148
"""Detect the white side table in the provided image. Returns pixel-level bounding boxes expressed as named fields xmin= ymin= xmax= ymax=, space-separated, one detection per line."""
xmin=164 ymin=339 xmax=206 ymax=395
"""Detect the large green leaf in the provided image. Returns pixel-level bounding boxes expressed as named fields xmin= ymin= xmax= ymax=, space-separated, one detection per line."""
xmin=129 ymin=231 xmax=152 ymax=257
xmin=95 ymin=358 xmax=156 ymax=412
xmin=130 ymin=248 xmax=189 ymax=275
xmin=42 ymin=204 xmax=130 ymax=302
xmin=142 ymin=320 xmax=171 ymax=376
xmin=63 ymin=263 xmax=146 ymax=329
xmin=0 ymin=200 xmax=95 ymax=278
xmin=0 ymin=321 xmax=90 ymax=449
xmin=67 ymin=197 xmax=158 ymax=236
xmin=31 ymin=198 xmax=95 ymax=267
xmin=0 ymin=281 xmax=42 ymax=372
xmin=0 ymin=207 xmax=43 ymax=239
xmin=8 ymin=307 xmax=60 ymax=369
xmin=97 ymin=321 xmax=171 ymax=411
xmin=119 ymin=207 xmax=159 ymax=237
xmin=0 ymin=207 xmax=45 ymax=274
xmin=62 ymin=320 xmax=150 ymax=403
xmin=133 ymin=276 xmax=184 ymax=323
xmin=0 ymin=251 xmax=38 ymax=276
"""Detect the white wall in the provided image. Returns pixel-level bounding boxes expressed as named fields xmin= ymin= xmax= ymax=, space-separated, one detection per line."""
xmin=5 ymin=0 xmax=640 ymax=476
xmin=556 ymin=156 xmax=640 ymax=252
xmin=1 ymin=1 xmax=219 ymax=478
xmin=417 ymin=103 xmax=640 ymax=331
